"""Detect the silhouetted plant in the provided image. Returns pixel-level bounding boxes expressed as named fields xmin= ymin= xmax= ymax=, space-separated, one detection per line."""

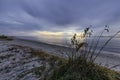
xmin=93 ymin=30 xmax=120 ymax=61
xmin=62 ymin=26 xmax=120 ymax=63
xmin=48 ymin=26 xmax=120 ymax=80
xmin=62 ymin=27 xmax=92 ymax=62
xmin=90 ymin=25 xmax=109 ymax=61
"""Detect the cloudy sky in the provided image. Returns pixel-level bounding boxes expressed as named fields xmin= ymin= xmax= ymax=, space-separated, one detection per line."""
xmin=0 ymin=0 xmax=120 ymax=38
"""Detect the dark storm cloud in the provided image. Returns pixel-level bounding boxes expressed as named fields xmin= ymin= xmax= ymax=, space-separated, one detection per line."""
xmin=0 ymin=0 xmax=120 ymax=35
xmin=21 ymin=0 xmax=120 ymax=26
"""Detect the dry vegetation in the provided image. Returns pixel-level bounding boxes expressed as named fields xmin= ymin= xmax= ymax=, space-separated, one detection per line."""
xmin=47 ymin=26 xmax=120 ymax=80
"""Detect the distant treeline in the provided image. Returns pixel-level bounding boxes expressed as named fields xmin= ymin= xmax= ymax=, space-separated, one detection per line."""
xmin=0 ymin=35 xmax=13 ymax=40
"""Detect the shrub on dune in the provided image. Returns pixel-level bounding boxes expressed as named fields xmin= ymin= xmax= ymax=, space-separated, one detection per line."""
xmin=48 ymin=26 xmax=120 ymax=80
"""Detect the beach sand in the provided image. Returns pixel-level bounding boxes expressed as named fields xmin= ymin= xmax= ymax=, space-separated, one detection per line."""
xmin=1 ymin=38 xmax=120 ymax=72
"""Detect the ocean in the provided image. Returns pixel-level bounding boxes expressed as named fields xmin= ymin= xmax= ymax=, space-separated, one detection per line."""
xmin=17 ymin=36 xmax=120 ymax=54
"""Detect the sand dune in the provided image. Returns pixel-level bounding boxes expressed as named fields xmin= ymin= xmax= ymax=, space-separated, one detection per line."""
xmin=8 ymin=38 xmax=120 ymax=71
xmin=0 ymin=39 xmax=120 ymax=80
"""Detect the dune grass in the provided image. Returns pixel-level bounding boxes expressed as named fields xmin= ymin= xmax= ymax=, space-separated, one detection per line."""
xmin=48 ymin=57 xmax=120 ymax=80
xmin=30 ymin=49 xmax=120 ymax=80
xmin=47 ymin=26 xmax=120 ymax=80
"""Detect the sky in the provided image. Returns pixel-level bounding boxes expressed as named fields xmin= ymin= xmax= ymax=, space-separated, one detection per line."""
xmin=0 ymin=0 xmax=120 ymax=40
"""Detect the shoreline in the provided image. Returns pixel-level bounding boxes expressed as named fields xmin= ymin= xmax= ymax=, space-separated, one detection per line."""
xmin=1 ymin=38 xmax=120 ymax=71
